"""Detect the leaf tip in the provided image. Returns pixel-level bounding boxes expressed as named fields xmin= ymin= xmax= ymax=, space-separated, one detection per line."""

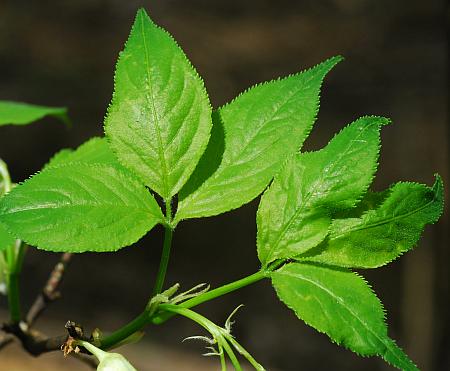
xmin=136 ymin=7 xmax=149 ymax=19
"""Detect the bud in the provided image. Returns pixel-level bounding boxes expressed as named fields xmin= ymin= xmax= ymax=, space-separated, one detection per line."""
xmin=79 ymin=341 xmax=137 ymax=371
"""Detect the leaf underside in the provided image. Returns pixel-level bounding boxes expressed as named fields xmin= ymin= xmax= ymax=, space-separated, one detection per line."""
xmin=176 ymin=56 xmax=343 ymax=221
xmin=272 ymin=262 xmax=418 ymax=371
xmin=0 ymin=164 xmax=164 ymax=252
xmin=257 ymin=116 xmax=389 ymax=266
xmin=0 ymin=100 xmax=69 ymax=126
xmin=105 ymin=8 xmax=212 ymax=200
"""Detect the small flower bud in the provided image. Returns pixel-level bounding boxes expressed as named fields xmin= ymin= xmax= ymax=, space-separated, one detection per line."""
xmin=79 ymin=341 xmax=137 ymax=371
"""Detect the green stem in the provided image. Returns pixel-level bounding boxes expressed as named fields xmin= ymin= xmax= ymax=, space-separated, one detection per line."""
xmin=152 ymin=199 xmax=174 ymax=295
xmin=159 ymin=305 xmax=242 ymax=371
xmin=100 ymin=311 xmax=150 ymax=350
xmin=100 ymin=270 xmax=268 ymax=350
xmin=6 ymin=240 xmax=26 ymax=323
xmin=152 ymin=226 xmax=173 ymax=295
xmin=7 ymin=272 xmax=21 ymax=323
xmin=152 ymin=270 xmax=267 ymax=324
xmin=15 ymin=242 xmax=27 ymax=273
xmin=0 ymin=158 xmax=12 ymax=194
xmin=165 ymin=198 xmax=172 ymax=220
xmin=222 ymin=339 xmax=242 ymax=371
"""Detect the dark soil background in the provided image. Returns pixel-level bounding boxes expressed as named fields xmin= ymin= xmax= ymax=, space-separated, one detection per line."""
xmin=0 ymin=1 xmax=448 ymax=370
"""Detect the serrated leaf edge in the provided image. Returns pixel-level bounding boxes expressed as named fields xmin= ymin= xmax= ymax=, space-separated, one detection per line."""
xmin=103 ymin=8 xmax=212 ymax=199
xmin=176 ymin=56 xmax=343 ymax=222
xmin=259 ymin=116 xmax=389 ymax=266
xmin=0 ymin=163 xmax=165 ymax=252
xmin=271 ymin=263 xmax=418 ymax=370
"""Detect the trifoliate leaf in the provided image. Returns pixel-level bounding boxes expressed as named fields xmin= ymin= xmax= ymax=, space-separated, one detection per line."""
xmin=0 ymin=101 xmax=69 ymax=126
xmin=0 ymin=164 xmax=164 ymax=252
xmin=45 ymin=137 xmax=119 ymax=169
xmin=105 ymin=8 xmax=212 ymax=200
xmin=175 ymin=56 xmax=343 ymax=222
xmin=257 ymin=116 xmax=388 ymax=266
xmin=302 ymin=176 xmax=444 ymax=268
xmin=272 ymin=262 xmax=418 ymax=371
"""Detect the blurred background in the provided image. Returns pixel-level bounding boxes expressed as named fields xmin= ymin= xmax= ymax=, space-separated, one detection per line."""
xmin=0 ymin=0 xmax=448 ymax=370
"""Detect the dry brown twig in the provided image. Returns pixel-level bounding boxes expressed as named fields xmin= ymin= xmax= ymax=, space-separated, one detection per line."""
xmin=26 ymin=252 xmax=73 ymax=327
xmin=0 ymin=253 xmax=97 ymax=368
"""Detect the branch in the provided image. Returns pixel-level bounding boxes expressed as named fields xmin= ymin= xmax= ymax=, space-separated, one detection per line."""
xmin=1 ymin=320 xmax=89 ymax=357
xmin=2 ymin=322 xmax=68 ymax=356
xmin=1 ymin=321 xmax=97 ymax=368
xmin=26 ymin=253 xmax=72 ymax=327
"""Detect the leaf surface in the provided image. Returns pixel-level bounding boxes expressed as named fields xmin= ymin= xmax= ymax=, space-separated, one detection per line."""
xmin=0 ymin=164 xmax=164 ymax=252
xmin=0 ymin=101 xmax=69 ymax=126
xmin=257 ymin=116 xmax=388 ymax=266
xmin=302 ymin=176 xmax=444 ymax=268
xmin=272 ymin=262 xmax=417 ymax=370
xmin=0 ymin=223 xmax=15 ymax=252
xmin=176 ymin=56 xmax=342 ymax=221
xmin=105 ymin=9 xmax=212 ymax=199
xmin=46 ymin=137 xmax=119 ymax=169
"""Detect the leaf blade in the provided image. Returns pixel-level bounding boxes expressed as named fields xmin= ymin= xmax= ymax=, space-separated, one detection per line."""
xmin=45 ymin=137 xmax=119 ymax=169
xmin=0 ymin=164 xmax=164 ymax=252
xmin=271 ymin=262 xmax=417 ymax=370
xmin=176 ymin=56 xmax=343 ymax=221
xmin=0 ymin=222 xmax=15 ymax=252
xmin=105 ymin=9 xmax=212 ymax=199
xmin=257 ymin=116 xmax=389 ymax=266
xmin=0 ymin=101 xmax=69 ymax=127
xmin=302 ymin=176 xmax=444 ymax=268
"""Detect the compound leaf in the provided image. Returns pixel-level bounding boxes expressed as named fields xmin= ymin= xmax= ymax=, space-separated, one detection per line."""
xmin=257 ymin=116 xmax=388 ymax=266
xmin=46 ymin=137 xmax=119 ymax=169
xmin=105 ymin=8 xmax=212 ymax=200
xmin=0 ymin=101 xmax=69 ymax=127
xmin=302 ymin=176 xmax=444 ymax=268
xmin=176 ymin=56 xmax=342 ymax=222
xmin=0 ymin=164 xmax=164 ymax=252
xmin=272 ymin=262 xmax=417 ymax=371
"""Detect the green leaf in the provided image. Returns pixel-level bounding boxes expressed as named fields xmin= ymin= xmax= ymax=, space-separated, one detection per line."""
xmin=257 ymin=116 xmax=389 ymax=266
xmin=105 ymin=8 xmax=212 ymax=200
xmin=0 ymin=222 xmax=15 ymax=252
xmin=45 ymin=137 xmax=119 ymax=169
xmin=0 ymin=164 xmax=164 ymax=252
xmin=175 ymin=56 xmax=343 ymax=222
xmin=0 ymin=101 xmax=69 ymax=127
xmin=271 ymin=262 xmax=417 ymax=371
xmin=302 ymin=176 xmax=444 ymax=268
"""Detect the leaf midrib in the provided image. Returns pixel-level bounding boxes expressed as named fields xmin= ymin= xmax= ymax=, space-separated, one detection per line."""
xmin=140 ymin=13 xmax=169 ymax=198
xmin=331 ymin=190 xmax=438 ymax=240
xmin=263 ymin=123 xmax=376 ymax=265
xmin=1 ymin=201 xmax=153 ymax=215
xmin=277 ymin=269 xmax=408 ymax=366
xmin=181 ymin=82 xmax=313 ymax=211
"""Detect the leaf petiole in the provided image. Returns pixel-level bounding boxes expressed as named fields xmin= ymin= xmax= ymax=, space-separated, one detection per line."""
xmin=100 ymin=269 xmax=268 ymax=350
xmin=152 ymin=270 xmax=267 ymax=324
xmin=152 ymin=198 xmax=174 ymax=295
